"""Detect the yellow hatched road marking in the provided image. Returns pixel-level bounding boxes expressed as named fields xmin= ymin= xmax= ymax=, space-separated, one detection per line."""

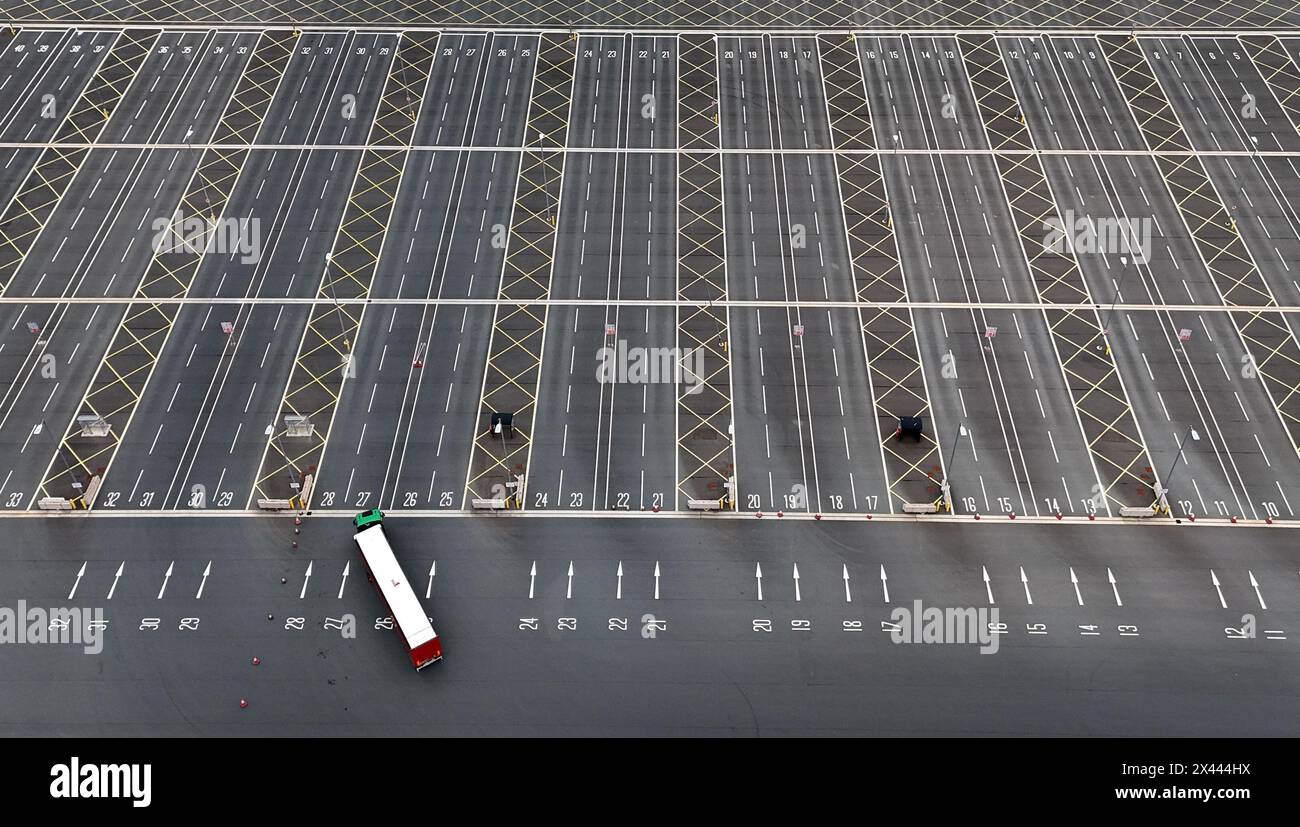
xmin=964 ymin=33 xmax=1157 ymax=512
xmin=37 ymin=30 xmax=297 ymax=505
xmin=1238 ymin=35 xmax=1300 ymax=136
xmin=675 ymin=32 xmax=735 ymax=508
xmin=1105 ymin=35 xmax=1300 ymax=468
xmin=253 ymin=31 xmax=440 ymax=504
xmin=464 ymin=32 xmax=575 ymax=505
xmin=0 ymin=29 xmax=157 ymax=295
xmin=10 ymin=0 xmax=1298 ymax=29
xmin=819 ymin=34 xmax=942 ymax=511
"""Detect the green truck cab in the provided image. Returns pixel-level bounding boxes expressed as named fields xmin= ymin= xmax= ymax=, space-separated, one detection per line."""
xmin=353 ymin=509 xmax=384 ymax=532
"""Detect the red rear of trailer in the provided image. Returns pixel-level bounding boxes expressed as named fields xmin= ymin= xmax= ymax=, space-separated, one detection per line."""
xmin=353 ymin=518 xmax=441 ymax=669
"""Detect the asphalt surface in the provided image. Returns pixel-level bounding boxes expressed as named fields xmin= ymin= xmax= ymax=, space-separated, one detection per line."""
xmin=1004 ymin=35 xmax=1300 ymax=520
xmin=0 ymin=24 xmax=1298 ymax=734
xmin=0 ymin=514 xmax=1296 ymax=735
xmin=2 ymin=0 xmax=1296 ymax=29
xmin=0 ymin=28 xmax=1296 ymax=520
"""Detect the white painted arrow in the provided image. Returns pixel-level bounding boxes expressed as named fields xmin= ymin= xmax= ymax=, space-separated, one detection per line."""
xmin=755 ymin=562 xmax=764 ymax=601
xmin=1108 ymin=567 xmax=1122 ymax=607
xmin=1020 ymin=566 xmax=1032 ymax=606
xmin=106 ymin=562 xmax=124 ymax=600
xmin=67 ymin=562 xmax=86 ymax=601
xmin=299 ymin=561 xmax=313 ymax=599
xmin=425 ymin=561 xmax=435 ymax=599
xmin=156 ymin=561 xmax=174 ymax=600
xmin=1069 ymin=567 xmax=1084 ymax=606
xmin=842 ymin=564 xmax=852 ymax=603
xmin=195 ymin=561 xmax=211 ymax=599
xmin=1249 ymin=571 xmax=1267 ymax=611
xmin=616 ymin=561 xmax=623 ymax=600
xmin=793 ymin=563 xmax=802 ymax=602
xmin=565 ymin=560 xmax=574 ymax=600
xmin=528 ymin=561 xmax=536 ymax=599
xmin=653 ymin=561 xmax=661 ymax=601
xmin=337 ymin=561 xmax=350 ymax=600
xmin=982 ymin=565 xmax=994 ymax=605
xmin=880 ymin=564 xmax=890 ymax=604
xmin=1211 ymin=569 xmax=1227 ymax=609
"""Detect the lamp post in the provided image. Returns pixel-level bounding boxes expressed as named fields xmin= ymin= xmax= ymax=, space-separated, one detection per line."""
xmin=323 ymin=252 xmax=348 ymax=355
xmin=1156 ymin=425 xmax=1200 ymax=514
xmin=265 ymin=423 xmax=299 ymax=495
xmin=939 ymin=422 xmax=968 ymax=511
xmin=1098 ymin=257 xmax=1132 ymax=355
xmin=33 ymin=421 xmax=79 ymax=493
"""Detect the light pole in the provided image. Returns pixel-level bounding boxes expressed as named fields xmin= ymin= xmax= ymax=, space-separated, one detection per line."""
xmin=1157 ymin=425 xmax=1200 ymax=514
xmin=265 ymin=423 xmax=298 ymax=495
xmin=939 ymin=422 xmax=968 ymax=511
xmin=34 ymin=421 xmax=78 ymax=493
xmin=539 ymin=129 xmax=556 ymax=227
xmin=1097 ymin=257 xmax=1132 ymax=355
xmin=323 ymin=252 xmax=348 ymax=354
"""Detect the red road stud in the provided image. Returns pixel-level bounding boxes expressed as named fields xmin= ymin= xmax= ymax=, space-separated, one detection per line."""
xmin=291 ymin=541 xmax=298 ymax=549
xmin=1189 ymin=514 xmax=1196 ymax=522
xmin=652 ymin=504 xmax=660 ymax=513
xmin=293 ymin=516 xmax=301 ymax=526
xmin=251 ymin=657 xmax=261 ymax=666
xmin=1231 ymin=516 xmax=1238 ymax=523
xmin=974 ymin=513 xmax=981 ymax=520
xmin=814 ymin=513 xmax=822 ymax=520
xmin=1088 ymin=514 xmax=1095 ymax=520
xmin=756 ymin=511 xmax=763 ymax=518
xmin=1009 ymin=512 xmax=1016 ymax=520
xmin=1056 ymin=513 xmax=1062 ymax=520
xmin=239 ymin=699 xmax=248 ymax=709
xmin=1266 ymin=517 xmax=1273 ymax=524
xmin=777 ymin=510 xmax=784 ymax=518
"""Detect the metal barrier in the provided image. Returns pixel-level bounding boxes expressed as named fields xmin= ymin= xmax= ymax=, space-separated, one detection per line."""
xmin=1119 ymin=505 xmax=1158 ymax=518
xmin=902 ymin=502 xmax=940 ymax=514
